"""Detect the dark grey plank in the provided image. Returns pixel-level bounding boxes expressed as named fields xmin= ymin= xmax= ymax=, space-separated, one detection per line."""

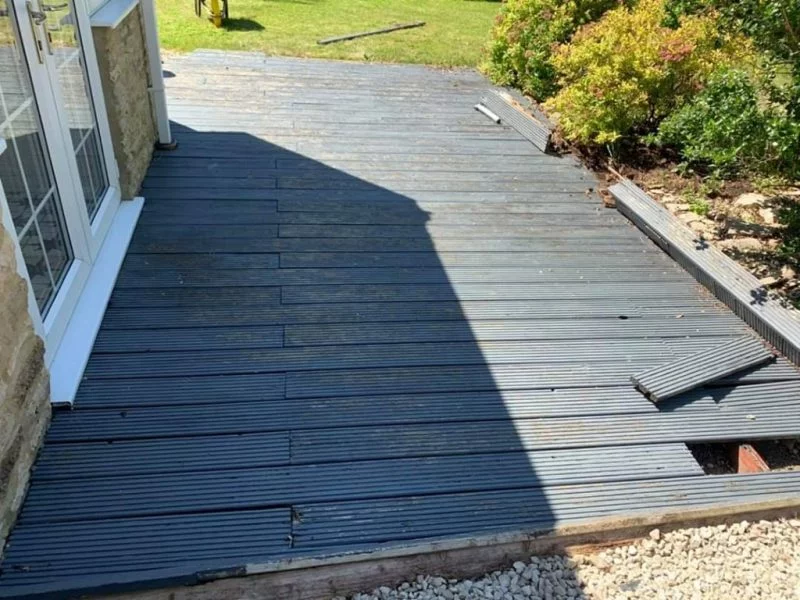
xmin=108 ymin=286 xmax=280 ymax=308
xmin=73 ymin=373 xmax=286 ymax=408
xmin=18 ymin=444 xmax=699 ymax=525
xmin=633 ymin=336 xmax=775 ymax=402
xmin=139 ymin=201 xmax=280 ymax=225
xmin=276 ymin=211 xmax=621 ymax=227
xmin=36 ymin=432 xmax=290 ymax=478
xmin=93 ymin=326 xmax=284 ymax=353
xmin=46 ymin=387 xmax=655 ymax=443
xmin=123 ymin=253 xmax=279 ymax=271
xmin=114 ymin=266 xmax=690 ymax=289
xmin=0 ymin=509 xmax=289 ymax=590
xmin=275 ymin=223 xmax=631 ymax=239
xmin=100 ymin=299 xmax=726 ymax=329
xmin=277 ymin=198 xmax=604 ymax=214
xmin=286 ymin=360 xmax=799 ymax=399
xmin=83 ymin=338 xmax=685 ymax=379
xmin=290 ymin=409 xmax=800 ymax=464
xmin=283 ymin=316 xmax=746 ymax=347
xmin=280 ymin=281 xmax=705 ymax=304
xmin=128 ymin=236 xmax=649 ymax=254
xmin=293 ymin=473 xmax=800 ymax=550
xmin=277 ymin=251 xmax=666 ymax=268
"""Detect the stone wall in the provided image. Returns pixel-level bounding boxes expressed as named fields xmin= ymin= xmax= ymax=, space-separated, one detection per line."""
xmin=0 ymin=222 xmax=50 ymax=547
xmin=92 ymin=6 xmax=157 ymax=199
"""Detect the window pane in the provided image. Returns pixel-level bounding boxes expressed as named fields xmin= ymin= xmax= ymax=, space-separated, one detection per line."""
xmin=0 ymin=125 xmax=33 ymax=232
xmin=48 ymin=1 xmax=109 ymax=219
xmin=37 ymin=195 xmax=72 ymax=290
xmin=0 ymin=0 xmax=35 ymax=121
xmin=19 ymin=224 xmax=52 ymax=311
xmin=11 ymin=106 xmax=53 ymax=209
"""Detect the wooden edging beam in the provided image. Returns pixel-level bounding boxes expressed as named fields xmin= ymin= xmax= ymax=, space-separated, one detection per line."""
xmin=610 ymin=179 xmax=800 ymax=366
xmin=115 ymin=497 xmax=800 ymax=600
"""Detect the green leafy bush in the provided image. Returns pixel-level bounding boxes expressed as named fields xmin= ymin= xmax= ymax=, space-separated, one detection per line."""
xmin=657 ymin=69 xmax=800 ymax=176
xmin=544 ymin=0 xmax=748 ymax=144
xmin=485 ymin=0 xmax=623 ymax=100
xmin=777 ymin=201 xmax=800 ymax=262
xmin=665 ymin=0 xmax=800 ymax=115
xmin=656 ymin=69 xmax=768 ymax=174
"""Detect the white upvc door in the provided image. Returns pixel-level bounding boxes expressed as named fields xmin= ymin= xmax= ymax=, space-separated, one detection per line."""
xmin=1 ymin=0 xmax=120 ymax=359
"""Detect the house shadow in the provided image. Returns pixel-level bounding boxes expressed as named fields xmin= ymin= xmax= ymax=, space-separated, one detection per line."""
xmin=134 ymin=119 xmax=592 ymax=592
xmin=0 ymin=115 xmax=597 ymax=598
xmin=140 ymin=118 xmax=562 ymax=532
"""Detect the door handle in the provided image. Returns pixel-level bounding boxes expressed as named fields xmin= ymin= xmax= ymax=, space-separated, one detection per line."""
xmin=27 ymin=2 xmax=46 ymax=23
xmin=26 ymin=1 xmax=45 ymax=63
xmin=41 ymin=3 xmax=68 ymax=10
xmin=25 ymin=1 xmax=53 ymax=61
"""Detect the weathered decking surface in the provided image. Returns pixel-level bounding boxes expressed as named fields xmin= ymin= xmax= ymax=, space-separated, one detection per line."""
xmin=3 ymin=52 xmax=800 ymax=599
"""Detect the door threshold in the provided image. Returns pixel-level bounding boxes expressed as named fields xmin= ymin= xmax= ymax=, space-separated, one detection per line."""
xmin=48 ymin=197 xmax=144 ymax=406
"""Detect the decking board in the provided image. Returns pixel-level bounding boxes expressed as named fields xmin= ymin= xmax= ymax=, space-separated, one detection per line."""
xmin=3 ymin=53 xmax=800 ymax=600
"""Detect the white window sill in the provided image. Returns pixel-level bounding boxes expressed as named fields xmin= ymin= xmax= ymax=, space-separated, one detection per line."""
xmin=49 ymin=197 xmax=144 ymax=406
xmin=90 ymin=0 xmax=139 ymax=28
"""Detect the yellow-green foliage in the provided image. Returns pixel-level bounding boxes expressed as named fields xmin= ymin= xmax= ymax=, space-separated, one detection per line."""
xmin=485 ymin=0 xmax=623 ymax=101
xmin=545 ymin=0 xmax=749 ymax=144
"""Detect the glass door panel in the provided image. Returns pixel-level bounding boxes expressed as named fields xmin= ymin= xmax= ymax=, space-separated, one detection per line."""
xmin=43 ymin=0 xmax=108 ymax=219
xmin=0 ymin=0 xmax=74 ymax=315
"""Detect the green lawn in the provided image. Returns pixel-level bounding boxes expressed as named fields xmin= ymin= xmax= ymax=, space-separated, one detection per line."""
xmin=156 ymin=0 xmax=501 ymax=67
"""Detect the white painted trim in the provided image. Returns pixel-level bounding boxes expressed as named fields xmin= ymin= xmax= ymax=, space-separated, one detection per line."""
xmin=49 ymin=197 xmax=143 ymax=406
xmin=76 ymin=0 xmax=122 ymax=192
xmin=42 ymin=258 xmax=91 ymax=364
xmin=0 ymin=138 xmax=45 ymax=341
xmin=89 ymin=184 xmax=121 ymax=243
xmin=140 ymin=0 xmax=172 ymax=145
xmin=89 ymin=0 xmax=139 ymax=27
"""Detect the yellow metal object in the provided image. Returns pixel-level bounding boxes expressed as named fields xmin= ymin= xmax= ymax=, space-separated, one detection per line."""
xmin=209 ymin=0 xmax=222 ymax=27
xmin=194 ymin=0 xmax=227 ymax=27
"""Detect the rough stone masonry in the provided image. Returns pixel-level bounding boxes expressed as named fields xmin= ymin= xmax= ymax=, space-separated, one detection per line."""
xmin=0 ymin=222 xmax=50 ymax=546
xmin=92 ymin=5 xmax=158 ymax=199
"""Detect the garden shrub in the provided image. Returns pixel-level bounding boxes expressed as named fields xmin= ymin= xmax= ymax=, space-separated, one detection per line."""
xmin=665 ymin=0 xmax=800 ymax=116
xmin=485 ymin=0 xmax=624 ymax=101
xmin=544 ymin=0 xmax=748 ymax=145
xmin=656 ymin=69 xmax=769 ymax=175
xmin=657 ymin=69 xmax=800 ymax=177
xmin=777 ymin=201 xmax=800 ymax=262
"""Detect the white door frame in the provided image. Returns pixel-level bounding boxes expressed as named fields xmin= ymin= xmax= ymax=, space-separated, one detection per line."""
xmin=9 ymin=0 xmax=122 ymax=360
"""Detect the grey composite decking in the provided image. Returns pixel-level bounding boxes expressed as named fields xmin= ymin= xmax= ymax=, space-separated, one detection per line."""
xmin=2 ymin=51 xmax=800 ymax=599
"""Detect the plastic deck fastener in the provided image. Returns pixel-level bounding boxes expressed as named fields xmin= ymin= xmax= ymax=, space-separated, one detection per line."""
xmin=632 ymin=336 xmax=775 ymax=403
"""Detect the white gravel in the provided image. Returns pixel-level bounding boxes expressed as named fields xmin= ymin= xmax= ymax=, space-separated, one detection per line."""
xmin=337 ymin=519 xmax=800 ymax=600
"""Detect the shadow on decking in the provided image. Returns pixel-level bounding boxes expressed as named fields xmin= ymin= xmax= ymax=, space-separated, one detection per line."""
xmin=0 ymin=122 xmax=583 ymax=598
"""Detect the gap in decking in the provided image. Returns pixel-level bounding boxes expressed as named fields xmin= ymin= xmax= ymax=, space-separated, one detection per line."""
xmin=688 ymin=443 xmax=737 ymax=475
xmin=687 ymin=441 xmax=787 ymax=474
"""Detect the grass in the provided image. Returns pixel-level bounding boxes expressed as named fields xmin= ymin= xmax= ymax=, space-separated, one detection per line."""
xmin=156 ymin=0 xmax=501 ymax=67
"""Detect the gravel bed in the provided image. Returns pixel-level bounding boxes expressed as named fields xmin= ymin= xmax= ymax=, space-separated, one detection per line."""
xmin=339 ymin=519 xmax=800 ymax=600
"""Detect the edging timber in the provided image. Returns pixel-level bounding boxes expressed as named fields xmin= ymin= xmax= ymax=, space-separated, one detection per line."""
xmin=611 ymin=178 xmax=800 ymax=366
xmin=480 ymin=90 xmax=552 ymax=153
xmin=109 ymin=493 xmax=800 ymax=600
